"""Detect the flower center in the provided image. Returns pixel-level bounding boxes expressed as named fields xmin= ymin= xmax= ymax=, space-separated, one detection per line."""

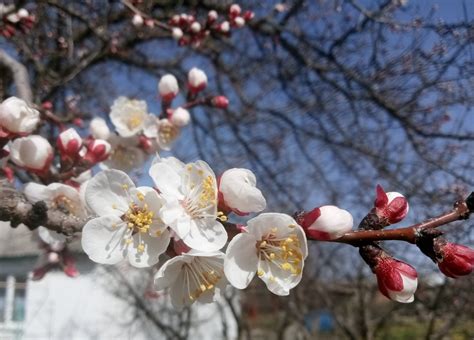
xmin=180 ymin=168 xmax=216 ymax=218
xmin=159 ymin=121 xmax=179 ymax=144
xmin=127 ymin=113 xmax=143 ymax=129
xmin=257 ymin=228 xmax=303 ymax=278
xmin=182 ymin=258 xmax=223 ymax=301
xmin=120 ymin=189 xmax=154 ymax=253
xmin=51 ymin=195 xmax=77 ymax=215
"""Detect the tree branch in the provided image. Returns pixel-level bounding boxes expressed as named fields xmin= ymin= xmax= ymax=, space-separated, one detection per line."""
xmin=0 ymin=49 xmax=32 ymax=102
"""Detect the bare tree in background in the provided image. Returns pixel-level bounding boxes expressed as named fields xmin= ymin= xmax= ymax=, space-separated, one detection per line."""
xmin=1 ymin=0 xmax=473 ymax=339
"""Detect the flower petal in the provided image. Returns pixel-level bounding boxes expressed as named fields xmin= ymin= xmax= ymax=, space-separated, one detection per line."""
xmin=182 ymin=219 xmax=227 ymax=252
xmin=224 ymin=233 xmax=259 ymax=289
xmin=24 ymin=182 xmax=51 ymax=203
xmin=149 ymin=160 xmax=184 ymax=199
xmin=81 ymin=215 xmax=128 ymax=264
xmin=86 ymin=169 xmax=134 ymax=216
xmin=127 ymin=230 xmax=170 ymax=268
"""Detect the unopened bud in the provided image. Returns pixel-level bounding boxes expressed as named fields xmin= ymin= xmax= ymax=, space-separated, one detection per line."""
xmin=373 ymin=257 xmax=418 ymax=303
xmin=190 ymin=21 xmax=201 ymax=33
xmin=211 ymin=96 xmax=229 ymax=109
xmin=298 ymin=205 xmax=353 ymax=240
xmin=208 ymin=10 xmax=218 ymax=22
xmin=243 ymin=10 xmax=255 ymax=21
xmin=158 ymin=74 xmax=179 ymax=102
xmin=169 ymin=107 xmax=190 ymax=127
xmin=84 ymin=139 xmax=111 ymax=163
xmin=132 ymin=14 xmax=144 ymax=27
xmin=374 ymin=185 xmax=409 ymax=224
xmin=229 ymin=4 xmax=242 ymax=17
xmin=234 ymin=16 xmax=245 ymax=28
xmin=436 ymin=242 xmax=474 ymax=278
xmin=89 ymin=117 xmax=110 ymax=140
xmin=57 ymin=128 xmax=82 ymax=157
xmin=188 ymin=67 xmax=208 ymax=93
xmin=172 ymin=27 xmax=183 ymax=40
xmin=219 ymin=21 xmax=230 ymax=33
xmin=17 ymin=8 xmax=29 ymax=19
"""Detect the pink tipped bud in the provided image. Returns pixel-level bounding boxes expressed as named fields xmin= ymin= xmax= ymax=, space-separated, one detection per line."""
xmin=298 ymin=205 xmax=353 ymax=240
xmin=171 ymin=27 xmax=183 ymax=40
xmin=170 ymin=14 xmax=180 ymax=25
xmin=132 ymin=14 xmax=144 ymax=27
xmin=57 ymin=128 xmax=82 ymax=157
xmin=219 ymin=21 xmax=230 ymax=33
xmin=208 ymin=10 xmax=218 ymax=22
xmin=48 ymin=252 xmax=60 ymax=263
xmin=374 ymin=185 xmax=409 ymax=224
xmin=437 ymin=243 xmax=474 ymax=278
xmin=190 ymin=21 xmax=201 ymax=33
xmin=42 ymin=101 xmax=53 ymax=110
xmin=188 ymin=67 xmax=208 ymax=93
xmin=84 ymin=139 xmax=111 ymax=163
xmin=9 ymin=135 xmax=53 ymax=173
xmin=229 ymin=4 xmax=242 ymax=17
xmin=243 ymin=10 xmax=255 ymax=21
xmin=62 ymin=253 xmax=79 ymax=278
xmin=211 ymin=96 xmax=229 ymax=109
xmin=158 ymin=74 xmax=179 ymax=102
xmin=374 ymin=257 xmax=418 ymax=303
xmin=17 ymin=8 xmax=29 ymax=19
xmin=169 ymin=107 xmax=191 ymax=127
xmin=234 ymin=16 xmax=245 ymax=28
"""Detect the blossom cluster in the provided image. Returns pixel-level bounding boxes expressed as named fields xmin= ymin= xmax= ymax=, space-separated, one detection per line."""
xmin=0 ymin=4 xmax=34 ymax=38
xmin=166 ymin=4 xmax=253 ymax=47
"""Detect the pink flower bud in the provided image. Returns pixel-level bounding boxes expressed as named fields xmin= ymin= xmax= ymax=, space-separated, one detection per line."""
xmin=374 ymin=185 xmax=409 ymax=224
xmin=211 ymin=96 xmax=229 ymax=109
xmin=190 ymin=21 xmax=201 ymax=33
xmin=298 ymin=205 xmax=353 ymax=240
xmin=229 ymin=4 xmax=241 ymax=17
xmin=158 ymin=74 xmax=179 ymax=102
xmin=89 ymin=117 xmax=110 ymax=140
xmin=48 ymin=252 xmax=59 ymax=263
xmin=234 ymin=16 xmax=245 ymax=28
xmin=219 ymin=21 xmax=230 ymax=33
xmin=0 ymin=96 xmax=40 ymax=135
xmin=57 ymin=128 xmax=82 ymax=157
xmin=169 ymin=107 xmax=191 ymax=127
xmin=243 ymin=10 xmax=255 ymax=21
xmin=9 ymin=135 xmax=53 ymax=173
xmin=17 ymin=8 xmax=29 ymax=19
xmin=172 ymin=27 xmax=183 ymax=40
xmin=132 ymin=14 xmax=144 ymax=27
xmin=208 ymin=10 xmax=218 ymax=22
xmin=188 ymin=67 xmax=208 ymax=93
xmin=374 ymin=257 xmax=418 ymax=303
xmin=62 ymin=253 xmax=79 ymax=278
xmin=170 ymin=14 xmax=180 ymax=25
xmin=84 ymin=139 xmax=111 ymax=163
xmin=437 ymin=243 xmax=474 ymax=278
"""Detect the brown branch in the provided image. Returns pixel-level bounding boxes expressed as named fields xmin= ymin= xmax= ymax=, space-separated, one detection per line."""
xmin=0 ymin=49 xmax=32 ymax=102
xmin=329 ymin=194 xmax=473 ymax=246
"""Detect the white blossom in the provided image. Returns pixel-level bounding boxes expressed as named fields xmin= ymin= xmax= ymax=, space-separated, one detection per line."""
xmin=154 ymin=251 xmax=226 ymax=309
xmin=24 ymin=182 xmax=87 ymax=219
xmin=218 ymin=168 xmax=266 ymax=214
xmin=149 ymin=156 xmax=227 ymax=252
xmin=143 ymin=117 xmax=180 ymax=151
xmin=89 ymin=117 xmax=111 ymax=140
xmin=9 ymin=135 xmax=53 ymax=172
xmin=100 ymin=135 xmax=146 ymax=172
xmin=0 ymin=97 xmax=40 ymax=135
xmin=109 ymin=97 xmax=149 ymax=137
xmin=81 ymin=169 xmax=170 ymax=268
xmin=224 ymin=213 xmax=308 ymax=296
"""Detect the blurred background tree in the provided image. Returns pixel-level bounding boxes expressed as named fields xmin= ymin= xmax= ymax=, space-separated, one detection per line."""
xmin=1 ymin=0 xmax=473 ymax=339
